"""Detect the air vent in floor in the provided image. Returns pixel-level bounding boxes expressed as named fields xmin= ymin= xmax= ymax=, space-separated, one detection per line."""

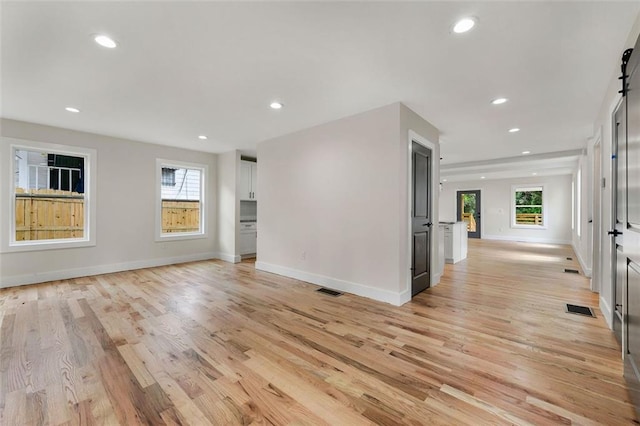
xmin=566 ymin=304 xmax=596 ymax=317
xmin=316 ymin=288 xmax=343 ymax=297
xmin=564 ymin=268 xmax=579 ymax=274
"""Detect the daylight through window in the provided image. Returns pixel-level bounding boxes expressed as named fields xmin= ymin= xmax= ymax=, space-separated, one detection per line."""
xmin=514 ymin=186 xmax=544 ymax=226
xmin=13 ymin=148 xmax=86 ymax=241
xmin=158 ymin=161 xmax=205 ymax=237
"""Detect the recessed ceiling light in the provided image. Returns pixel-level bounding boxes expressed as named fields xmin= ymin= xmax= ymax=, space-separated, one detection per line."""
xmin=270 ymin=101 xmax=283 ymax=110
xmin=94 ymin=35 xmax=117 ymax=49
xmin=532 ymin=172 xmax=538 ymax=176
xmin=442 ymin=179 xmax=448 ymax=182
xmin=491 ymin=98 xmax=508 ymax=105
xmin=65 ymin=107 xmax=80 ymax=113
xmin=481 ymin=176 xmax=486 ymax=179
xmin=453 ymin=17 xmax=476 ymax=34
xmin=509 ymin=128 xmax=520 ymax=133
xmin=522 ymin=151 xmax=531 ymax=155
xmin=198 ymin=135 xmax=208 ymax=140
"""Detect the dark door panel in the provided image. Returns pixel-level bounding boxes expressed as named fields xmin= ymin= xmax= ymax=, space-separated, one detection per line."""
xmin=411 ymin=141 xmax=432 ymax=297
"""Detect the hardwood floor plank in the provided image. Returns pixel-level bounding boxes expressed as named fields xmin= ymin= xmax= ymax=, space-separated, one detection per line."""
xmin=26 ymin=389 xmax=48 ymax=425
xmin=0 ymin=239 xmax=636 ymax=424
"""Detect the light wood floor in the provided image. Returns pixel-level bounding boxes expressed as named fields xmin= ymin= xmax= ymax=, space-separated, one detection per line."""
xmin=0 ymin=239 xmax=636 ymax=425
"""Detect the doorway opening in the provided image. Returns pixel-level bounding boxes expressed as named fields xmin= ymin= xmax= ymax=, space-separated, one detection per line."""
xmin=457 ymin=190 xmax=481 ymax=238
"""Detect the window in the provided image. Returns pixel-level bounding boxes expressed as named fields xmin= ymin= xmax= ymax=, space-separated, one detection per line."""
xmin=161 ymin=168 xmax=176 ymax=186
xmin=156 ymin=159 xmax=206 ymax=239
xmin=513 ymin=185 xmax=544 ymax=227
xmin=4 ymin=140 xmax=96 ymax=251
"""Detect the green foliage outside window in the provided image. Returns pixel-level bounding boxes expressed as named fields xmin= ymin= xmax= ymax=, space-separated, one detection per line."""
xmin=515 ymin=189 xmax=543 ymax=225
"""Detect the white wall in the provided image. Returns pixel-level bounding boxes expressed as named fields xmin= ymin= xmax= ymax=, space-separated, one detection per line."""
xmin=255 ymin=102 xmax=439 ymax=306
xmin=0 ymin=119 xmax=218 ymax=287
xmin=591 ymin=13 xmax=640 ymax=328
xmin=439 ymin=174 xmax=573 ymax=244
xmin=572 ymin=154 xmax=592 ymax=278
xmin=216 ymin=150 xmax=240 ymax=263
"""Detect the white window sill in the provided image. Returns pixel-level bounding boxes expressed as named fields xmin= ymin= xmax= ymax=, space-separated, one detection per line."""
xmin=3 ymin=238 xmax=95 ymax=253
xmin=511 ymin=224 xmax=547 ymax=230
xmin=156 ymin=232 xmax=207 ymax=242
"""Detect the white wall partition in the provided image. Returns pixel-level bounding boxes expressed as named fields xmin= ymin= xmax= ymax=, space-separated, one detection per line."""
xmin=256 ymin=103 xmax=439 ymax=306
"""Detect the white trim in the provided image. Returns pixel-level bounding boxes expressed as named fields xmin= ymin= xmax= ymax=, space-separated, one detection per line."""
xmin=511 ymin=183 xmax=547 ymax=229
xmin=2 ymin=138 xmax=97 ymax=253
xmin=433 ymin=272 xmax=442 ymax=287
xmin=217 ymin=252 xmax=241 ymax=263
xmin=255 ymin=261 xmax=407 ymax=306
xmin=571 ymin=242 xmax=593 ymax=277
xmin=406 ymin=130 xmax=439 ymax=302
xmin=600 ymin=295 xmax=613 ymax=329
xmin=606 ymin=95 xmax=624 ymax=339
xmin=0 ymin=251 xmax=219 ymax=288
xmin=155 ymin=158 xmax=208 ymax=241
xmin=482 ymin=234 xmax=572 ymax=245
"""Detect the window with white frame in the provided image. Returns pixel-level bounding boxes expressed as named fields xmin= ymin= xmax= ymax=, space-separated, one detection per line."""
xmin=7 ymin=141 xmax=96 ymax=250
xmin=156 ymin=159 xmax=206 ymax=239
xmin=513 ymin=185 xmax=545 ymax=227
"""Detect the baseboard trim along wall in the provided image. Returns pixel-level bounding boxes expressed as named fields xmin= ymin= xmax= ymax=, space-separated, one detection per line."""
xmin=482 ymin=235 xmax=573 ymax=245
xmin=600 ymin=296 xmax=613 ymax=329
xmin=255 ymin=261 xmax=407 ymax=306
xmin=217 ymin=252 xmax=242 ymax=264
xmin=0 ymin=251 xmax=220 ymax=288
xmin=571 ymin=242 xmax=593 ymax=277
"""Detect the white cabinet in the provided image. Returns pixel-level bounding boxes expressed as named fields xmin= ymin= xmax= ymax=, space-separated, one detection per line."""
xmin=239 ymin=222 xmax=257 ymax=255
xmin=240 ymin=160 xmax=258 ymax=200
xmin=442 ymin=222 xmax=468 ymax=264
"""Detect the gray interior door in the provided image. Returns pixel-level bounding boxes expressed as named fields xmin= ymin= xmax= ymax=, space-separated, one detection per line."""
xmin=411 ymin=141 xmax=432 ymax=296
xmin=617 ymin=39 xmax=640 ymax=416
xmin=457 ymin=190 xmax=481 ymax=238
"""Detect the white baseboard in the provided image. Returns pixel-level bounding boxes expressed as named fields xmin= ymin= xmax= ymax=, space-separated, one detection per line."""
xmin=600 ymin=296 xmax=613 ymax=329
xmin=482 ymin=234 xmax=572 ymax=245
xmin=433 ymin=271 xmax=442 ymax=286
xmin=0 ymin=251 xmax=219 ymax=288
xmin=255 ymin=261 xmax=407 ymax=306
xmin=571 ymin=242 xmax=592 ymax=277
xmin=217 ymin=252 xmax=241 ymax=263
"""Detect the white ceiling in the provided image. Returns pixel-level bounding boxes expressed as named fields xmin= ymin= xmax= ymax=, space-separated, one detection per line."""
xmin=2 ymin=2 xmax=639 ymax=178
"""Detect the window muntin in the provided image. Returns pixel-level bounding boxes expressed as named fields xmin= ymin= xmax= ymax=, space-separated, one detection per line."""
xmin=157 ymin=160 xmax=206 ymax=239
xmin=513 ymin=186 xmax=544 ymax=227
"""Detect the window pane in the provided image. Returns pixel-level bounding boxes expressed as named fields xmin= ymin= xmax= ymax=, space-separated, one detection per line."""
xmin=161 ymin=167 xmax=201 ymax=234
xmin=15 ymin=149 xmax=85 ymax=241
xmin=515 ymin=190 xmax=542 ymax=206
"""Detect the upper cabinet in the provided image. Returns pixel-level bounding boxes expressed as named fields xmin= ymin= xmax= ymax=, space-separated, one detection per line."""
xmin=239 ymin=160 xmax=257 ymax=200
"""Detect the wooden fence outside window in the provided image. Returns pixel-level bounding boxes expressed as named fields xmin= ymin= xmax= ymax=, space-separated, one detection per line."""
xmin=161 ymin=200 xmax=200 ymax=233
xmin=15 ymin=188 xmax=84 ymax=241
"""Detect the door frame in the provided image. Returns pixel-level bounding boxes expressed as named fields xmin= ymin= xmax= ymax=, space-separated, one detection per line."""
xmin=405 ymin=130 xmax=439 ymax=303
xmin=591 ymin=132 xmax=602 ymax=293
xmin=609 ymin=95 xmax=624 ymax=333
xmin=456 ymin=189 xmax=481 ymax=238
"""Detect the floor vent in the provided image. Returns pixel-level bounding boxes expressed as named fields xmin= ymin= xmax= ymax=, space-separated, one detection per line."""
xmin=566 ymin=257 xmax=573 ymax=261
xmin=317 ymin=288 xmax=343 ymax=297
xmin=566 ymin=304 xmax=596 ymax=318
xmin=564 ymin=268 xmax=580 ymax=274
